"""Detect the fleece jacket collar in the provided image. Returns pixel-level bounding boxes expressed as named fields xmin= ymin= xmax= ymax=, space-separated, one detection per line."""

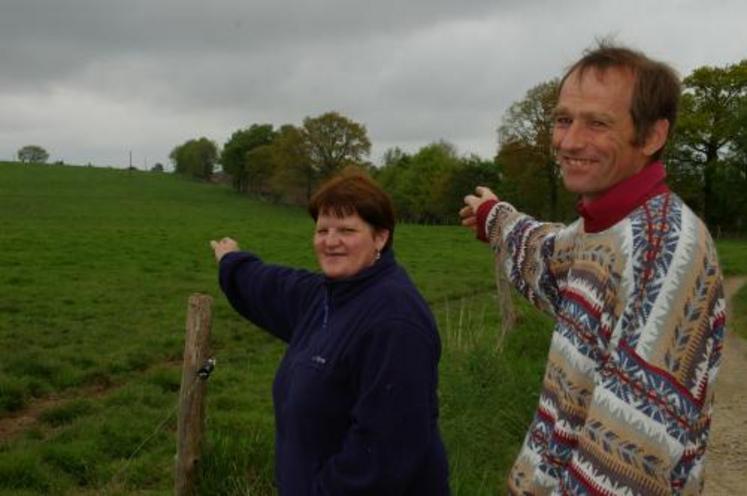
xmin=324 ymin=249 xmax=397 ymax=305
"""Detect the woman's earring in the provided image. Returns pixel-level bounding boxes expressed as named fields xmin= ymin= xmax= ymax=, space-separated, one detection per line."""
xmin=375 ymin=249 xmax=381 ymax=261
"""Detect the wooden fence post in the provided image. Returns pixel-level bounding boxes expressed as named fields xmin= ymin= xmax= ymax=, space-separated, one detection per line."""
xmin=175 ymin=293 xmax=213 ymax=496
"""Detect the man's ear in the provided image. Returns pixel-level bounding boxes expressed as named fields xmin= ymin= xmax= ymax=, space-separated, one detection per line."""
xmin=642 ymin=119 xmax=670 ymax=158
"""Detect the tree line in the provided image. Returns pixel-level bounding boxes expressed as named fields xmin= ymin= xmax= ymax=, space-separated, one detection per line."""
xmin=170 ymin=59 xmax=747 ymax=234
xmin=170 ymin=112 xmax=500 ymax=224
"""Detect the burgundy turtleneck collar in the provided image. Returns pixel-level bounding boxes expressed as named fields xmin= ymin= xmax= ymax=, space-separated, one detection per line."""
xmin=576 ymin=161 xmax=669 ymax=233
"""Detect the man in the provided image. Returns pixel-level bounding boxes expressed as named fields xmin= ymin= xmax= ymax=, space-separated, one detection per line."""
xmin=461 ymin=44 xmax=725 ymax=495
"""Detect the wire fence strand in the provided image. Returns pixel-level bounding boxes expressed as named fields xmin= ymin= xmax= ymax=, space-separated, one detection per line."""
xmin=101 ymin=374 xmax=202 ymax=494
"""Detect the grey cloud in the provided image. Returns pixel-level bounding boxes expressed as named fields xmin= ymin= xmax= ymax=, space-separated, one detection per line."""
xmin=1 ymin=0 xmax=746 ymax=166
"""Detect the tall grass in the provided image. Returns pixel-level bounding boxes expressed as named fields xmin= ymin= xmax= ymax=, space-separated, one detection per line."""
xmin=730 ymin=285 xmax=747 ymax=340
xmin=714 ymin=239 xmax=747 ymax=339
xmin=1 ymin=161 xmax=744 ymax=494
xmin=0 ymin=162 xmax=542 ymax=494
xmin=715 ymin=238 xmax=747 ymax=276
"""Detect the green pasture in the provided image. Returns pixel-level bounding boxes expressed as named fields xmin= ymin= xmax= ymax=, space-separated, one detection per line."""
xmin=0 ymin=161 xmax=745 ymax=495
xmin=716 ymin=239 xmax=747 ymax=339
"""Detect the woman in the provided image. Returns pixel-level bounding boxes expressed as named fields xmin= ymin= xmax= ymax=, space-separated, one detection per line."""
xmin=210 ymin=173 xmax=449 ymax=495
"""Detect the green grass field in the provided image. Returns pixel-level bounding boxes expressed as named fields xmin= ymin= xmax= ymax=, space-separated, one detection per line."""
xmin=1 ymin=161 xmax=745 ymax=495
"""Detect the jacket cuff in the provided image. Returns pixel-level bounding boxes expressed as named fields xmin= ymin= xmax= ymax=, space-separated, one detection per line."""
xmin=217 ymin=251 xmax=253 ymax=288
xmin=475 ymin=199 xmax=498 ymax=243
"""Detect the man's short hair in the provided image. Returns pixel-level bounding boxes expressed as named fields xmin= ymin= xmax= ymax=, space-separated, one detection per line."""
xmin=560 ymin=43 xmax=681 ymax=161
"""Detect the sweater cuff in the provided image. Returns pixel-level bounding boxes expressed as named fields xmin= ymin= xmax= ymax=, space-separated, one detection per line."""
xmin=475 ymin=199 xmax=498 ymax=243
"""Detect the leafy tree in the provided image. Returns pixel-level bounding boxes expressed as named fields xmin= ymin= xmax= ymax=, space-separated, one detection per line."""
xmin=17 ymin=145 xmax=49 ymax=164
xmin=446 ymin=154 xmax=504 ymax=212
xmin=221 ymin=124 xmax=276 ymax=193
xmin=376 ymin=142 xmax=460 ymax=223
xmin=269 ymin=113 xmax=371 ymax=204
xmin=375 ymin=142 xmax=502 ymax=224
xmin=730 ymin=101 xmax=747 ymax=233
xmin=269 ymin=124 xmax=313 ymax=203
xmin=408 ymin=141 xmax=462 ymax=223
xmin=151 ymin=162 xmax=164 ymax=172
xmin=301 ymin=112 xmax=371 ymax=180
xmin=670 ymin=60 xmax=747 ymax=230
xmin=733 ymin=99 xmax=747 ymax=181
xmin=169 ymin=137 xmax=218 ymax=179
xmin=245 ymin=145 xmax=275 ymax=196
xmin=381 ymin=147 xmax=409 ymax=168
xmin=497 ymin=79 xmax=574 ymax=221
xmin=375 ymin=147 xmax=412 ymax=218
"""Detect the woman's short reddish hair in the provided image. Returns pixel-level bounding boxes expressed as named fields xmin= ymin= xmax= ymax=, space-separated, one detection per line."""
xmin=308 ymin=170 xmax=396 ymax=251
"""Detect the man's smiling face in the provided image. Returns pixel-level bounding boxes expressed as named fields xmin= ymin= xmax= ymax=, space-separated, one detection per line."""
xmin=552 ymin=66 xmax=652 ymax=202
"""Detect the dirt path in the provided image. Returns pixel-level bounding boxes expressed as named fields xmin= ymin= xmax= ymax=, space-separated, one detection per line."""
xmin=0 ymin=383 xmax=115 ymax=441
xmin=704 ymin=276 xmax=747 ymax=495
xmin=0 ymin=359 xmax=180 ymax=442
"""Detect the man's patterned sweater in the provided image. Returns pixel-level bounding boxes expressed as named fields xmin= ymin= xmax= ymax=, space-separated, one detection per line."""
xmin=482 ymin=191 xmax=725 ymax=495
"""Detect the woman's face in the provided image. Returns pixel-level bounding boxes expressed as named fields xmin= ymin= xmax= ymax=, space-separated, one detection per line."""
xmin=313 ymin=211 xmax=388 ymax=280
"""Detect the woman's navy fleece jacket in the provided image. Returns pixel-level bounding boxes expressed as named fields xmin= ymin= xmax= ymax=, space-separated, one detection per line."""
xmin=218 ymin=249 xmax=449 ymax=495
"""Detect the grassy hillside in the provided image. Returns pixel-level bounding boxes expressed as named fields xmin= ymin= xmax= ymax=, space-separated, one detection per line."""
xmin=1 ymin=161 xmax=745 ymax=495
xmin=0 ymin=162 xmax=553 ymax=495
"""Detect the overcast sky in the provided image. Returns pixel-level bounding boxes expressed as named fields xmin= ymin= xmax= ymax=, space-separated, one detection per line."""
xmin=1 ymin=0 xmax=745 ymax=170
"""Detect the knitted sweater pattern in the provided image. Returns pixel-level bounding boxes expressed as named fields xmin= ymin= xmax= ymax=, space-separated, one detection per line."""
xmin=485 ymin=192 xmax=725 ymax=495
